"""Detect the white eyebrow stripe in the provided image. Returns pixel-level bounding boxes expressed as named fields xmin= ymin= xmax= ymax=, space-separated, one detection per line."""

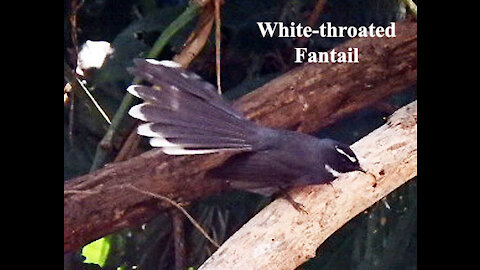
xmin=335 ymin=146 xmax=357 ymax=162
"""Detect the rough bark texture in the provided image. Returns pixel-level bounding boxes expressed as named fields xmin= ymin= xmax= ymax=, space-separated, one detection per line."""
xmin=199 ymin=101 xmax=417 ymax=270
xmin=64 ymin=20 xmax=417 ymax=253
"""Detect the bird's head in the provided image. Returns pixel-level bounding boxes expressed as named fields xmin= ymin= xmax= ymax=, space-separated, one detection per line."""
xmin=320 ymin=139 xmax=365 ymax=177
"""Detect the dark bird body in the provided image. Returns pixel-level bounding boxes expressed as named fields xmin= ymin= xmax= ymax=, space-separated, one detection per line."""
xmin=208 ymin=129 xmax=348 ymax=195
xmin=127 ymin=59 xmax=364 ymax=197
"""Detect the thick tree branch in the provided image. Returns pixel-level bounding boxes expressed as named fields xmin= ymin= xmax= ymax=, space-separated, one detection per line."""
xmin=64 ymin=20 xmax=417 ymax=253
xmin=199 ymin=101 xmax=417 ymax=270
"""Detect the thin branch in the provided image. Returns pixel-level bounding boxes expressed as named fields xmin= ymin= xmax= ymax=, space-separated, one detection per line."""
xmin=172 ymin=2 xmax=214 ymax=67
xmin=63 ymin=61 xmax=111 ymax=125
xmin=76 ymin=77 xmax=111 ymax=124
xmin=113 ymin=124 xmax=141 ymax=162
xmin=170 ymin=209 xmax=186 ymax=270
xmin=124 ymin=184 xmax=220 ymax=248
xmin=296 ymin=0 xmax=328 ymax=47
xmin=68 ymin=0 xmax=85 ymax=66
xmin=147 ymin=3 xmax=200 ymax=58
xmin=214 ymin=0 xmax=222 ymax=94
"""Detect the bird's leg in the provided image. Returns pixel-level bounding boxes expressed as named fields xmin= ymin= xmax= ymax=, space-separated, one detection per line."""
xmin=277 ymin=187 xmax=308 ymax=214
xmin=327 ymin=182 xmax=340 ymax=198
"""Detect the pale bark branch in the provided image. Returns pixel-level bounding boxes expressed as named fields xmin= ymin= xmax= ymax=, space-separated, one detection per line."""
xmin=199 ymin=100 xmax=417 ymax=270
xmin=64 ymin=20 xmax=417 ymax=253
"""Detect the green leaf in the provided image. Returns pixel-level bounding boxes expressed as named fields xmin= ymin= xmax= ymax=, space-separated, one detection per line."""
xmin=82 ymin=237 xmax=111 ymax=267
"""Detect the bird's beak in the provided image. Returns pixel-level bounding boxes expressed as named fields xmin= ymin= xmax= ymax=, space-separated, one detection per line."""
xmin=356 ymin=166 xmax=367 ymax=174
xmin=356 ymin=165 xmax=377 ymax=180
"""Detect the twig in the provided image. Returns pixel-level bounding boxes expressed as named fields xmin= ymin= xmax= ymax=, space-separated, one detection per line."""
xmin=170 ymin=209 xmax=186 ymax=270
xmin=67 ymin=87 xmax=75 ymax=145
xmin=64 ymin=189 xmax=99 ymax=195
xmin=68 ymin=0 xmax=85 ymax=66
xmin=66 ymin=0 xmax=85 ymax=144
xmin=63 ymin=61 xmax=111 ymax=125
xmin=173 ymin=2 xmax=214 ymax=67
xmin=214 ymin=0 xmax=222 ymax=94
xmin=148 ymin=4 xmax=200 ymax=58
xmin=307 ymin=0 xmax=328 ymax=26
xmin=296 ymin=0 xmax=328 ymax=48
xmin=123 ymin=184 xmax=220 ymax=249
xmin=76 ymin=77 xmax=111 ymax=125
xmin=113 ymin=124 xmax=141 ymax=162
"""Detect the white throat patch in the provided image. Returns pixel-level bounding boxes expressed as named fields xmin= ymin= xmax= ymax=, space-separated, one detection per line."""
xmin=325 ymin=164 xmax=341 ymax=177
xmin=335 ymin=146 xmax=357 ymax=163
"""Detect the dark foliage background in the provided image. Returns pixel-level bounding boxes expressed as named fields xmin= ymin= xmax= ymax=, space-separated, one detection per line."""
xmin=64 ymin=0 xmax=417 ymax=269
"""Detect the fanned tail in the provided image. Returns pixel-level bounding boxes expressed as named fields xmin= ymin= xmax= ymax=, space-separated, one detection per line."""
xmin=127 ymin=58 xmax=259 ymax=155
